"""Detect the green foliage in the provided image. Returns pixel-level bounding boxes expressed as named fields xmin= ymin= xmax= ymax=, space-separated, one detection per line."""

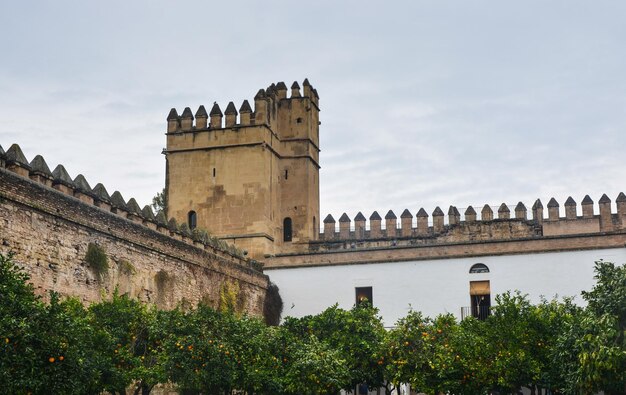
xmin=118 ymin=259 xmax=136 ymax=276
xmin=3 ymin=251 xmax=626 ymax=395
xmin=481 ymin=292 xmax=544 ymax=393
xmin=0 ymin=253 xmax=99 ymax=394
xmin=151 ymin=188 xmax=167 ymax=216
xmin=281 ymin=334 xmax=350 ymax=394
xmin=88 ymin=290 xmax=166 ymax=395
xmin=190 ymin=226 xmax=249 ymax=260
xmin=178 ymin=223 xmax=192 ymax=237
xmin=386 ymin=312 xmax=464 ymax=395
xmin=85 ymin=242 xmax=108 ymax=280
xmin=263 ymin=282 xmax=283 ymax=326
xmin=283 ymin=303 xmax=387 ymax=392
xmin=191 ymin=228 xmax=210 ymax=244
xmin=249 ymin=259 xmax=264 ymax=271
xmin=575 ymin=260 xmax=626 ymax=394
xmin=219 ymin=280 xmax=244 ymax=314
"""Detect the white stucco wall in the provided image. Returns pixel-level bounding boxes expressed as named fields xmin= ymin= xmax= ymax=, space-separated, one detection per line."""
xmin=265 ymin=248 xmax=626 ymax=326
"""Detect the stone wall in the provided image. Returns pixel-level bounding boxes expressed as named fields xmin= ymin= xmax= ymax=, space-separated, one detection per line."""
xmin=302 ymin=195 xmax=626 ymax=257
xmin=266 ymin=198 xmax=626 ymax=269
xmin=0 ymin=166 xmax=269 ymax=315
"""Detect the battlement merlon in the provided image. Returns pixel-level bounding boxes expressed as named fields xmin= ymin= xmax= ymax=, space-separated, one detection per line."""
xmin=317 ymin=196 xmax=626 ymax=245
xmin=165 ymin=79 xmax=319 ymax=140
xmin=164 ymin=79 xmax=320 ymax=167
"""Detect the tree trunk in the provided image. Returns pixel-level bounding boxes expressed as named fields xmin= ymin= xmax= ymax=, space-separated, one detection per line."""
xmin=141 ymin=382 xmax=154 ymax=395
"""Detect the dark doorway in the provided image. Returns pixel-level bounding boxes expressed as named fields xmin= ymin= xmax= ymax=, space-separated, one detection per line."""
xmin=471 ymin=294 xmax=491 ymax=320
xmin=469 ymin=280 xmax=491 ymax=320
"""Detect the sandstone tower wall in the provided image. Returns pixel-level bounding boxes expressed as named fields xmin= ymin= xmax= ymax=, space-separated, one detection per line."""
xmin=165 ymin=80 xmax=320 ymax=259
xmin=0 ymin=144 xmax=268 ymax=314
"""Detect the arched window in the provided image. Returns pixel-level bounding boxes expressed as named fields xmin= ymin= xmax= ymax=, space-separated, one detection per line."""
xmin=188 ymin=210 xmax=197 ymax=230
xmin=283 ymin=217 xmax=293 ymax=242
xmin=469 ymin=263 xmax=489 ymax=274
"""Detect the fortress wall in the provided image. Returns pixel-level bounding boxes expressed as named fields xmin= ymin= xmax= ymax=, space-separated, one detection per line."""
xmin=0 ymin=164 xmax=269 ymax=314
xmin=264 ymin=232 xmax=626 ymax=268
xmin=313 ymin=196 xmax=626 ymax=253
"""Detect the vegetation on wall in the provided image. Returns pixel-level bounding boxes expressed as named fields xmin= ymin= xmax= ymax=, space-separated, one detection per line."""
xmin=219 ymin=280 xmax=247 ymax=315
xmin=85 ymin=242 xmax=108 ymax=281
xmin=2 ymin=252 xmax=625 ymax=394
xmin=263 ymin=282 xmax=283 ymax=326
xmin=117 ymin=259 xmax=136 ymax=276
xmin=151 ymin=187 xmax=167 ymax=216
xmin=155 ymin=269 xmax=171 ymax=290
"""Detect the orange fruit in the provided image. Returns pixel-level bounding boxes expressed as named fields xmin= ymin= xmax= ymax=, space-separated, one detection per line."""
xmin=49 ymin=357 xmax=55 ymax=363
xmin=59 ymin=356 xmax=64 ymax=361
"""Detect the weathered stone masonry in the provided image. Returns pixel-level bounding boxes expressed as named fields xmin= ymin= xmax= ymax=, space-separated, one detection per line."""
xmin=0 ymin=155 xmax=269 ymax=315
xmin=265 ymin=197 xmax=626 ymax=268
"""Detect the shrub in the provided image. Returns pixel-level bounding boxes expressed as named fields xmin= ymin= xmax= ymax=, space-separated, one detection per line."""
xmin=85 ymin=243 xmax=108 ymax=281
xmin=263 ymin=282 xmax=283 ymax=326
xmin=118 ymin=259 xmax=136 ymax=276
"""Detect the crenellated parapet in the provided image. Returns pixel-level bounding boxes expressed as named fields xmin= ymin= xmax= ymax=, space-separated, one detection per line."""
xmin=315 ymin=195 xmax=626 ymax=251
xmin=165 ymin=79 xmax=319 ymax=133
xmin=0 ymin=143 xmax=257 ymax=267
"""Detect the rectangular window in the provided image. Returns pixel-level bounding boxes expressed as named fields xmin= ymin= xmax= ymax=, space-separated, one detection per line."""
xmin=355 ymin=286 xmax=373 ymax=306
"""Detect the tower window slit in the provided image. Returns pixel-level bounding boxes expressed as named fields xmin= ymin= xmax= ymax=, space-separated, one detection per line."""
xmin=283 ymin=217 xmax=293 ymax=242
xmin=188 ymin=210 xmax=197 ymax=230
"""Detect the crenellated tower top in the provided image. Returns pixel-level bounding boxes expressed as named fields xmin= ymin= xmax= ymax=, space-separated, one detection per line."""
xmin=165 ymin=79 xmax=320 ymax=141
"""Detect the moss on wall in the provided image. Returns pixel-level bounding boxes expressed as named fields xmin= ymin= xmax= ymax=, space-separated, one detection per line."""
xmin=85 ymin=243 xmax=108 ymax=281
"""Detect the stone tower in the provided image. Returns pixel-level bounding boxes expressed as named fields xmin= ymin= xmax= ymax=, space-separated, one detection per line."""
xmin=164 ymin=79 xmax=320 ymax=259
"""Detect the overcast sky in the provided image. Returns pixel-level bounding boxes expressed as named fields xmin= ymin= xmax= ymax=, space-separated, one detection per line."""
xmin=1 ymin=1 xmax=625 ymax=224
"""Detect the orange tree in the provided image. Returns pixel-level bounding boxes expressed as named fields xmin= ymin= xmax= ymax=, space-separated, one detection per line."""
xmin=162 ymin=305 xmax=241 ymax=393
xmin=480 ymin=291 xmax=547 ymax=394
xmin=385 ymin=312 xmax=463 ymax=395
xmin=575 ymin=261 xmax=626 ymax=395
xmin=211 ymin=309 xmax=283 ymax=393
xmin=282 ymin=303 xmax=387 ymax=392
xmin=88 ymin=290 xmax=166 ymax=395
xmin=0 ymin=253 xmax=98 ymax=394
xmin=279 ymin=332 xmax=350 ymax=395
xmin=532 ymin=297 xmax=583 ymax=394
xmin=452 ymin=316 xmax=494 ymax=395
